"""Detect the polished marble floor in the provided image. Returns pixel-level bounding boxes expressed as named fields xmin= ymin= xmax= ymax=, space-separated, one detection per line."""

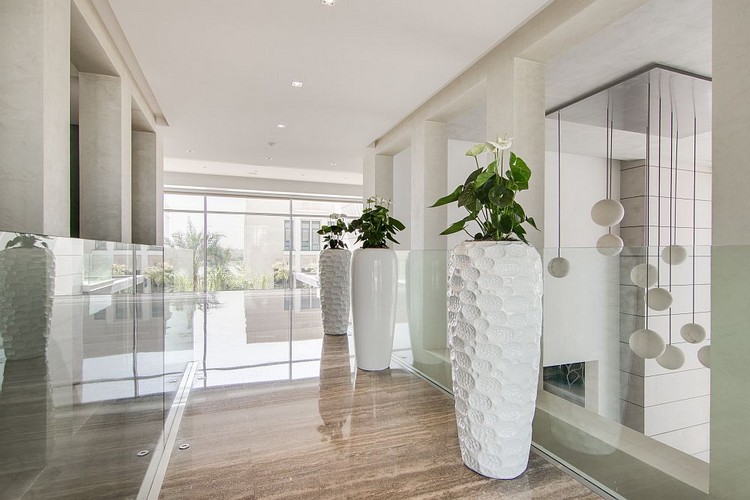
xmin=160 ymin=334 xmax=600 ymax=499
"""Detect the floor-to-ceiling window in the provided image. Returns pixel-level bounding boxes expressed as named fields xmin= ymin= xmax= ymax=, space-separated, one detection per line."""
xmin=163 ymin=192 xmax=362 ymax=292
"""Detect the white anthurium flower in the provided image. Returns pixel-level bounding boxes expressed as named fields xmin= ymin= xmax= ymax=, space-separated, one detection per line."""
xmin=497 ymin=135 xmax=513 ymax=150
xmin=485 ymin=141 xmax=501 ymax=152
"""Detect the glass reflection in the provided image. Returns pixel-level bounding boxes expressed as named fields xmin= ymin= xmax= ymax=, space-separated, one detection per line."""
xmin=317 ymin=335 xmax=353 ymax=442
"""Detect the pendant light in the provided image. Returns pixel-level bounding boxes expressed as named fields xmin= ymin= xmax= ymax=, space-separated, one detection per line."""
xmin=629 ymin=81 xmax=665 ymax=360
xmin=662 ymin=112 xmax=687 ymax=265
xmin=647 ymin=98 xmax=673 ymax=311
xmin=680 ymin=116 xmax=707 ymax=345
xmin=548 ymin=112 xmax=570 ymax=278
xmin=596 ymin=103 xmax=624 ymax=256
xmin=656 ymin=117 xmax=684 ymax=370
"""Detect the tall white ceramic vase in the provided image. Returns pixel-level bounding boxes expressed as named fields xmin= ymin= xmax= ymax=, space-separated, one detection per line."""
xmin=448 ymin=241 xmax=543 ymax=479
xmin=319 ymin=248 xmax=351 ymax=336
xmin=351 ymin=248 xmax=397 ymax=371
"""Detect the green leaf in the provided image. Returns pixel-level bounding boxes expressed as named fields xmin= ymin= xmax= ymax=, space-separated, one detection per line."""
xmin=526 ymin=216 xmax=539 ymax=230
xmin=430 ymin=185 xmax=462 ymax=207
xmin=498 ymin=190 xmax=514 ymax=208
xmin=509 ymin=153 xmax=531 ymax=187
xmin=389 ymin=217 xmax=406 ymax=231
xmin=463 ymin=168 xmax=482 ymax=187
xmin=440 ymin=220 xmax=467 ymax=235
xmin=500 ymin=214 xmax=513 ymax=233
xmin=458 ymin=189 xmax=476 ymax=208
xmin=465 ymin=143 xmax=487 ymax=157
xmin=474 ymin=170 xmax=495 ymax=189
xmin=487 ymin=160 xmax=498 ymax=174
xmin=488 ymin=184 xmax=506 ymax=205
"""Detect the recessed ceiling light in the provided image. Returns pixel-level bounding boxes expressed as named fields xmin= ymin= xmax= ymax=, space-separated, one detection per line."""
xmin=265 ymin=156 xmax=272 ymax=160
xmin=186 ymin=149 xmax=194 ymax=153
xmin=330 ymin=162 xmax=338 ymax=166
xmin=291 ymin=81 xmax=304 ymax=88
xmin=321 ymin=0 xmax=335 ymax=6
xmin=276 ymin=124 xmax=286 ymax=129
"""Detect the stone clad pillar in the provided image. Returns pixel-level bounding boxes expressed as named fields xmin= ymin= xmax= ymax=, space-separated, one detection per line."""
xmin=362 ymin=153 xmax=393 ymax=204
xmin=132 ymin=130 xmax=163 ymax=245
xmin=410 ymin=121 xmax=448 ymax=251
xmin=487 ymin=56 xmax=546 ymax=249
xmin=78 ymin=73 xmax=132 ymax=243
xmin=711 ymin=1 xmax=750 ymax=497
xmin=0 ymin=0 xmax=71 ymax=236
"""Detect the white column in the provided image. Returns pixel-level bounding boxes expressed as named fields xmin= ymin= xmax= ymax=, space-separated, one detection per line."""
xmin=362 ymin=152 xmax=393 ymax=203
xmin=78 ymin=73 xmax=132 ymax=243
xmin=131 ymin=130 xmax=163 ymax=245
xmin=0 ymin=0 xmax=70 ymax=236
xmin=410 ymin=121 xmax=448 ymax=251
xmin=487 ymin=56 xmax=546 ymax=249
xmin=711 ymin=1 xmax=750 ymax=497
xmin=408 ymin=121 xmax=448 ymax=364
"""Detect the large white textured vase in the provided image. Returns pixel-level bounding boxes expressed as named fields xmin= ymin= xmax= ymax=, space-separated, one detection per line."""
xmin=0 ymin=247 xmax=55 ymax=360
xmin=319 ymin=248 xmax=351 ymax=336
xmin=448 ymin=241 xmax=543 ymax=479
xmin=351 ymin=248 xmax=397 ymax=371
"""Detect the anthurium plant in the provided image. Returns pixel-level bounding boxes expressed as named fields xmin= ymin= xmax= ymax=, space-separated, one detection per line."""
xmin=5 ymin=233 xmax=50 ymax=249
xmin=431 ymin=135 xmax=538 ymax=243
xmin=348 ymin=197 xmax=405 ymax=249
xmin=317 ymin=214 xmax=349 ymax=250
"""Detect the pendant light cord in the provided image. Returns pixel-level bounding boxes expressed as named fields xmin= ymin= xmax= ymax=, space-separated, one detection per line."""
xmin=692 ymin=116 xmax=697 ymax=323
xmin=557 ymin=112 xmax=562 ymax=258
xmin=645 ymin=81 xmax=651 ymax=328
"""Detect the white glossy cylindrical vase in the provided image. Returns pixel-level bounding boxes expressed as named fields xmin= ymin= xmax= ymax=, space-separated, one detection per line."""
xmin=319 ymin=248 xmax=351 ymax=336
xmin=448 ymin=241 xmax=543 ymax=479
xmin=351 ymin=248 xmax=397 ymax=371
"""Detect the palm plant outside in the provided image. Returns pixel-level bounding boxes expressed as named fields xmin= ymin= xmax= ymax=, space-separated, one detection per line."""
xmin=431 ymin=135 xmax=538 ymax=243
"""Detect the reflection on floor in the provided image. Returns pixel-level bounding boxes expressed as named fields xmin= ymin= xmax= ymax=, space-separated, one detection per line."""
xmin=0 ymin=292 xmax=178 ymax=499
xmin=162 ymin=291 xmax=599 ymax=498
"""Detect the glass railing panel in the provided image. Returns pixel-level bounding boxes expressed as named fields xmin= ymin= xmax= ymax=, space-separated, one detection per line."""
xmin=394 ymin=246 xmax=719 ymax=498
xmin=0 ymin=230 xmax=173 ymax=498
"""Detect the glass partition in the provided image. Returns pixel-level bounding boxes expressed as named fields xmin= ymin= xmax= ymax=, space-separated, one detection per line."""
xmin=0 ymin=230 xmax=183 ymax=498
xmin=392 ymin=245 xmax=720 ymax=498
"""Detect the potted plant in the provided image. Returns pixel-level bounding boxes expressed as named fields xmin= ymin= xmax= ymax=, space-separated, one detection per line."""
xmin=316 ymin=214 xmax=351 ymax=336
xmin=0 ymin=233 xmax=55 ymax=360
xmin=347 ymin=197 xmax=405 ymax=370
xmin=431 ymin=136 xmax=543 ymax=480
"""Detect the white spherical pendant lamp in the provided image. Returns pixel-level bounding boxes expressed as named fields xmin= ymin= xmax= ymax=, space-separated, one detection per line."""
xmin=680 ymin=322 xmax=706 ymax=344
xmin=591 ymin=199 xmax=625 ymax=227
xmin=661 ymin=244 xmax=688 ymax=265
xmin=656 ymin=344 xmax=685 ymax=370
xmin=596 ymin=234 xmax=624 ymax=257
xmin=629 ymin=329 xmax=666 ymax=359
xmin=630 ymin=263 xmax=658 ymax=288
xmin=697 ymin=345 xmax=711 ymax=368
xmin=647 ymin=287 xmax=673 ymax=311
xmin=547 ymin=257 xmax=570 ymax=278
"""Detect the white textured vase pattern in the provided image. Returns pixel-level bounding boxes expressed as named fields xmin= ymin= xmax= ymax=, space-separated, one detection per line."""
xmin=0 ymin=247 xmax=55 ymax=360
xmin=448 ymin=241 xmax=543 ymax=479
xmin=319 ymin=249 xmax=351 ymax=336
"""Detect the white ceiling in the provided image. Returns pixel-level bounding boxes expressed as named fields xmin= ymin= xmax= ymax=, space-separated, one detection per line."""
xmin=106 ymin=0 xmax=550 ymax=183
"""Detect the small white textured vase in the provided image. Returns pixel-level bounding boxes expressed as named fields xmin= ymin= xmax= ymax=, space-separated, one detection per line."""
xmin=0 ymin=247 xmax=55 ymax=360
xmin=351 ymin=248 xmax=397 ymax=371
xmin=319 ymin=248 xmax=351 ymax=336
xmin=448 ymin=240 xmax=543 ymax=479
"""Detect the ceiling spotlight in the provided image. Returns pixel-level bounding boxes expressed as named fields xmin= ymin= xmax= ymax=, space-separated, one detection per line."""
xmin=321 ymin=0 xmax=335 ymax=6
xmin=265 ymin=156 xmax=272 ymax=160
xmin=186 ymin=149 xmax=194 ymax=153
xmin=276 ymin=124 xmax=286 ymax=129
xmin=267 ymin=141 xmax=276 ymax=147
xmin=291 ymin=81 xmax=304 ymax=88
xmin=330 ymin=162 xmax=338 ymax=166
